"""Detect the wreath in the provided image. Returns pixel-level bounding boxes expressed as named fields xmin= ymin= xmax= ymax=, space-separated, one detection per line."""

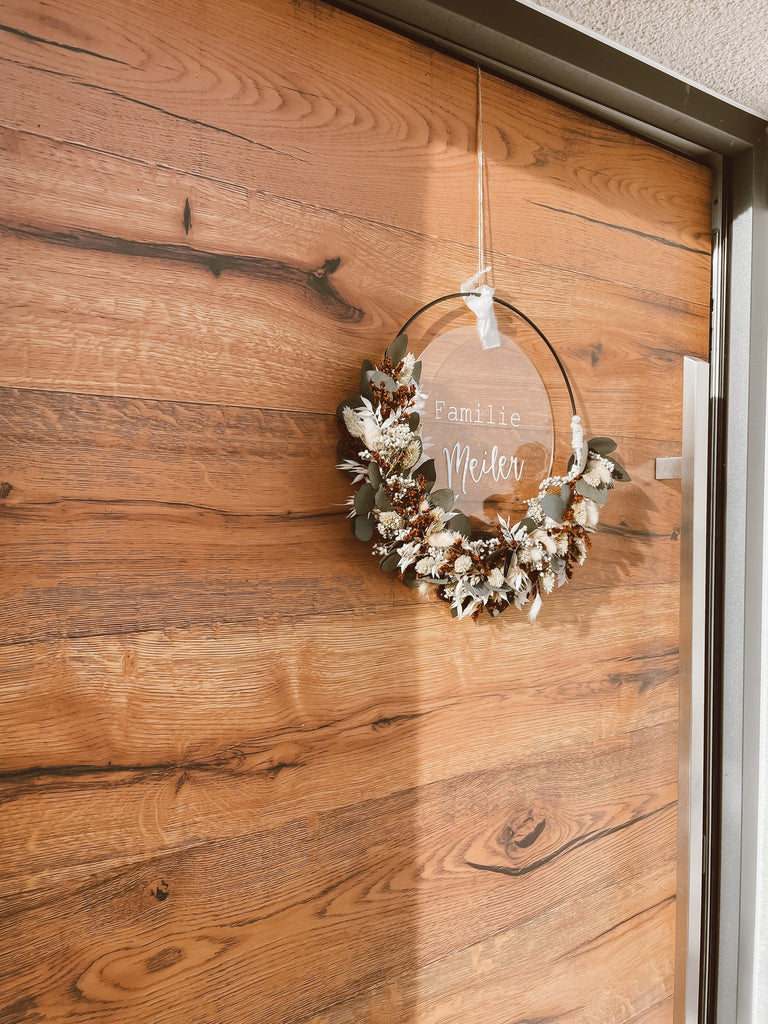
xmin=337 ymin=320 xmax=629 ymax=621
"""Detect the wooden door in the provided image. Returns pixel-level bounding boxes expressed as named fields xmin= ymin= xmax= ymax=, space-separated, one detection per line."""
xmin=0 ymin=1 xmax=712 ymax=1021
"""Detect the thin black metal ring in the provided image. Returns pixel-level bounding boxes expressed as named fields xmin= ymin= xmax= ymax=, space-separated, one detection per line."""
xmin=397 ymin=292 xmax=577 ymax=417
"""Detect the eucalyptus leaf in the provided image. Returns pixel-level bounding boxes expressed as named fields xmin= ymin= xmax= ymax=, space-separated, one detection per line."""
xmin=380 ymin=551 xmax=400 ymax=573
xmin=419 ymin=459 xmax=437 ymax=490
xmin=540 ymin=493 xmax=566 ymax=523
xmin=430 ymin=488 xmax=455 ymax=512
xmin=359 ymin=360 xmax=374 ymax=398
xmin=353 ymin=515 xmax=374 ymax=542
xmin=365 ymin=370 xmax=397 ymax=393
xmin=408 ymin=412 xmax=420 ymax=431
xmin=403 ymin=568 xmax=421 ymax=589
xmin=550 ymin=555 xmax=566 ymax=574
xmin=386 ymin=334 xmax=408 ymax=365
xmin=368 ymin=461 xmax=381 ymax=489
xmin=609 ymin=458 xmax=631 ymax=482
xmin=354 ymin=482 xmax=375 ymax=515
xmin=575 ymin=478 xmax=608 ymax=505
xmin=375 ymin=486 xmax=393 ymax=512
xmin=516 ymin=516 xmax=537 ymax=535
xmin=451 ymin=512 xmax=472 ymax=539
xmin=588 ymin=436 xmax=617 ymax=456
xmin=412 ymin=360 xmax=422 ymax=384
xmin=560 ymin=483 xmax=572 ymax=505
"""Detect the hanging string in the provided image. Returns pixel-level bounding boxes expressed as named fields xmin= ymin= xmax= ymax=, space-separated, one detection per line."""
xmin=476 ymin=64 xmax=485 ymax=281
xmin=461 ymin=65 xmax=499 ymax=348
xmin=402 ymin=67 xmax=581 ymax=434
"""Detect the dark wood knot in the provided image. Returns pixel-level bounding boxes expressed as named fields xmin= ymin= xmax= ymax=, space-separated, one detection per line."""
xmin=150 ymin=879 xmax=170 ymax=901
xmin=498 ymin=810 xmax=546 ymax=854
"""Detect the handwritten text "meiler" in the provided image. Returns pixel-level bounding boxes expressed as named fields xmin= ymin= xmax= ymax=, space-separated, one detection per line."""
xmin=444 ymin=443 xmax=524 ymax=496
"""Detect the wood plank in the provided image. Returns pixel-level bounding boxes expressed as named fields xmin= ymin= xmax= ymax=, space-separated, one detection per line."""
xmin=0 ymin=0 xmax=712 ymax=257
xmin=1 ymin=384 xmax=682 ymax=644
xmin=0 ymin=736 xmax=676 ymax=1023
xmin=0 ymin=501 xmax=679 ymax=645
xmin=0 ymin=124 xmax=711 ymax=308
xmin=0 ymin=387 xmax=679 ymax=519
xmin=0 ymin=579 xmax=680 ymax=773
xmin=0 ymin=388 xmax=347 ymax=517
xmin=0 ymin=627 xmax=678 ymax=900
xmin=1 ymin=227 xmax=708 ymax=423
xmin=301 ymin=869 xmax=676 ymax=1023
xmin=1 ymin=120 xmax=709 ymax=414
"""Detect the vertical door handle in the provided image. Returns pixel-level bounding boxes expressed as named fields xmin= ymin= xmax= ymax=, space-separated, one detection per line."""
xmin=674 ymin=355 xmax=710 ymax=1023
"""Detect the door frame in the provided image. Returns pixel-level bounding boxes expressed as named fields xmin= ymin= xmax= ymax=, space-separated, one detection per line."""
xmin=331 ymin=2 xmax=768 ymax=1020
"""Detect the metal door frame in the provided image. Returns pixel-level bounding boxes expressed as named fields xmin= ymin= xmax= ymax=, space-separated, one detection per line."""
xmin=330 ymin=2 xmax=768 ymax=1018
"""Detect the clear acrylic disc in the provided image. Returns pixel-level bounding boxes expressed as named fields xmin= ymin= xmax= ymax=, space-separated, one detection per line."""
xmin=418 ymin=324 xmax=555 ymax=528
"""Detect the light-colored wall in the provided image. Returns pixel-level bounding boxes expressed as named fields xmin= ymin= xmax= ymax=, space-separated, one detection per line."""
xmin=525 ymin=0 xmax=768 ymax=118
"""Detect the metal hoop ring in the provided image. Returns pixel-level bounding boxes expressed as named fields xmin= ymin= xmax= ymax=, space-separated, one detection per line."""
xmin=397 ymin=292 xmax=577 ymax=417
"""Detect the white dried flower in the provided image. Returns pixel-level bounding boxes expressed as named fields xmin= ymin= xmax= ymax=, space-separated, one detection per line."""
xmin=540 ymin=570 xmax=556 ymax=594
xmin=506 ymin=566 xmax=529 ymax=591
xmin=342 ymin=406 xmax=366 ymax=440
xmin=519 ymin=541 xmax=544 ymax=568
xmin=428 ymin=507 xmax=445 ymax=533
xmin=574 ymin=537 xmax=588 ymax=565
xmin=371 ymin=423 xmax=412 ymax=459
xmin=586 ymin=455 xmax=614 ymax=486
xmin=401 ymin=439 xmax=421 ymax=469
xmin=398 ymin=352 xmax=416 ymax=382
xmin=454 ymin=554 xmax=473 ymax=574
xmin=529 ymin=528 xmax=559 ymax=554
xmin=337 ymin=458 xmax=369 ymax=484
xmin=488 ymin=567 xmax=505 ymax=589
xmin=582 ymin=467 xmax=603 ymax=488
xmin=526 ymin=496 xmax=544 ymax=523
xmin=376 ymin=510 xmax=403 ymax=536
xmin=583 ymin=498 xmax=599 ymax=529
xmin=396 ymin=542 xmax=422 ymax=573
xmin=428 ymin=530 xmax=455 ymax=548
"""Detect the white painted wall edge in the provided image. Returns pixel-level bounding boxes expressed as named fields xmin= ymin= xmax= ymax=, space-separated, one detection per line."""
xmin=519 ymin=0 xmax=768 ymax=120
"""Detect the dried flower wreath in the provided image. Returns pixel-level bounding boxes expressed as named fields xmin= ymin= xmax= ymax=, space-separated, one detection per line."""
xmin=337 ymin=301 xmax=629 ymax=621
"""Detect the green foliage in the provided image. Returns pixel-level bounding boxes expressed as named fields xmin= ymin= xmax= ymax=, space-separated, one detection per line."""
xmin=353 ymin=515 xmax=374 ymax=541
xmin=587 ymin=436 xmax=617 ymax=455
xmin=430 ymin=488 xmax=455 ymax=512
xmin=386 ymin=334 xmax=408 ymax=365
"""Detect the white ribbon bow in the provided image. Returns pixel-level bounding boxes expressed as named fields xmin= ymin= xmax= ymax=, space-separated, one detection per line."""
xmin=461 ymin=268 xmax=501 ymax=350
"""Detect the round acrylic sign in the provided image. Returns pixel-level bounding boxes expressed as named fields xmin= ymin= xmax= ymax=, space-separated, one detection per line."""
xmin=418 ymin=325 xmax=554 ymax=528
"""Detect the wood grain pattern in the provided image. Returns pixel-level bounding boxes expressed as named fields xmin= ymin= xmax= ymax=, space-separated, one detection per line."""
xmin=0 ymin=0 xmax=711 ymax=1020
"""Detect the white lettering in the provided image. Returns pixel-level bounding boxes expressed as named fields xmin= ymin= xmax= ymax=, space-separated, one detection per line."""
xmin=444 ymin=442 xmax=525 ymax=495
